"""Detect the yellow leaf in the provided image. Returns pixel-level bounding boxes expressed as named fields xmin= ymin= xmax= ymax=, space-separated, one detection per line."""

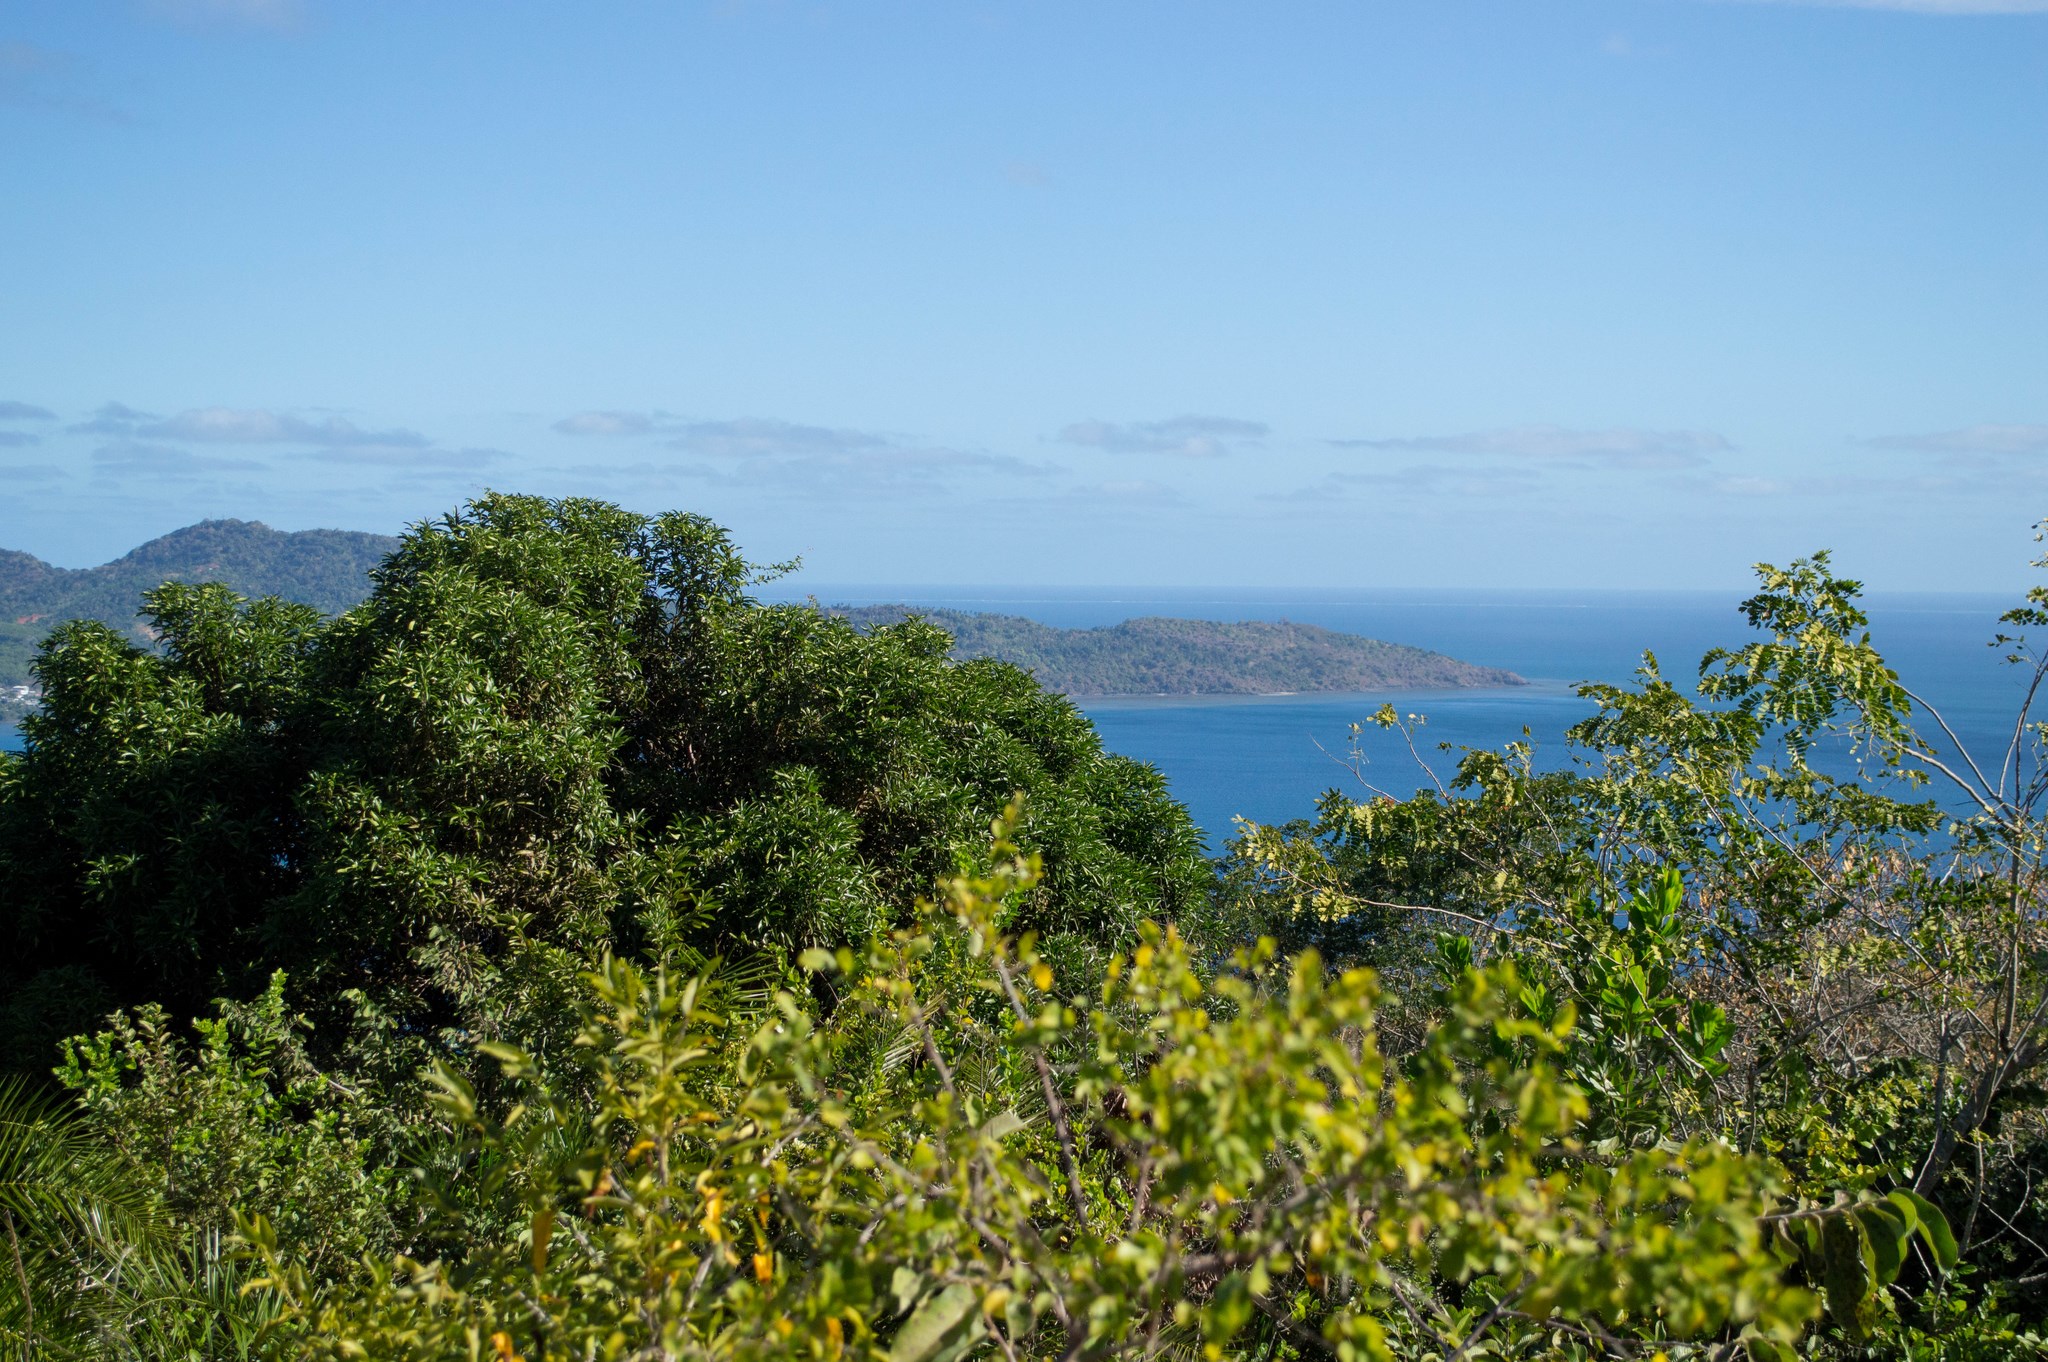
xmin=530 ymin=1208 xmax=552 ymax=1274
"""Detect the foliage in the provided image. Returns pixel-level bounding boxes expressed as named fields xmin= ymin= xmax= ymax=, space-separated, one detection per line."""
xmin=0 ymin=495 xmax=1209 ymax=1077
xmin=0 ymin=497 xmax=2032 ymax=1356
xmin=0 ymin=1077 xmax=161 ymax=1356
xmin=249 ymin=813 xmax=1822 ymax=1361
xmin=1221 ymin=540 xmax=2048 ymax=1347
xmin=54 ymin=973 xmax=405 ymax=1281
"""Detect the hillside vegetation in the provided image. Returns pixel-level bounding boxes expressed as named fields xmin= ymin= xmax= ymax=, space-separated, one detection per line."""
xmin=1 ymin=494 xmax=2045 ymax=1359
xmin=831 ymin=605 xmax=1524 ymax=695
xmin=0 ymin=520 xmax=397 ymax=717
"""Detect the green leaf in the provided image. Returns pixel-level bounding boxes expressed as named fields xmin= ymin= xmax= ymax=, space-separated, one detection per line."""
xmin=475 ymin=1040 xmax=536 ymax=1078
xmin=1893 ymin=1189 xmax=1959 ymax=1270
xmin=1854 ymin=1202 xmax=1908 ymax=1284
xmin=890 ymin=1283 xmax=981 ymax=1362
xmin=1820 ymin=1212 xmax=1871 ymax=1340
xmin=1202 ymin=1273 xmax=1255 ymax=1347
xmin=889 ymin=1267 xmax=923 ymax=1317
xmin=1882 ymin=1189 xmax=1921 ymax=1236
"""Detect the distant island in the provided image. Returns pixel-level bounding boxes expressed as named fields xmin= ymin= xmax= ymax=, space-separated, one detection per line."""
xmin=1 ymin=519 xmax=398 ymax=720
xmin=830 ymin=605 xmax=1525 ymax=697
xmin=1 ymin=522 xmax=1522 ymax=725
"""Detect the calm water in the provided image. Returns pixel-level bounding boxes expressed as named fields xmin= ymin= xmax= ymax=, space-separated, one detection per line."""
xmin=785 ymin=586 xmax=2035 ymax=847
xmin=5 ymin=587 xmax=2034 ymax=847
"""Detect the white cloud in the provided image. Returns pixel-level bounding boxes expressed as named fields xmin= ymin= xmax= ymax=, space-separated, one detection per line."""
xmin=69 ymin=402 xmax=158 ymax=435
xmin=139 ymin=407 xmax=430 ymax=448
xmin=92 ymin=440 xmax=267 ymax=479
xmin=0 ymin=401 xmax=55 ymax=421
xmin=144 ymin=0 xmax=303 ymax=29
xmin=1058 ymin=415 xmax=1269 ymax=458
xmin=560 ymin=415 xmax=1041 ymax=494
xmin=554 ymin=410 xmax=660 ymax=437
xmin=561 ymin=416 xmax=1054 ymax=498
xmin=306 ymin=446 xmax=507 ymax=469
xmin=1061 ymin=478 xmax=1188 ymax=506
xmin=668 ymin=417 xmax=893 ymax=459
xmin=704 ymin=446 xmax=1054 ymax=497
xmin=985 ymin=478 xmax=1192 ymax=518
xmin=1333 ymin=463 xmax=1549 ymax=501
xmin=1730 ymin=0 xmax=2048 ymax=11
xmin=1333 ymin=424 xmax=1729 ymax=469
xmin=1865 ymin=424 xmax=2048 ymax=455
xmin=555 ymin=460 xmax=710 ymax=490
xmin=0 ymin=42 xmax=55 ymax=78
xmin=0 ymin=41 xmax=129 ymax=123
xmin=1678 ymin=469 xmax=1983 ymax=499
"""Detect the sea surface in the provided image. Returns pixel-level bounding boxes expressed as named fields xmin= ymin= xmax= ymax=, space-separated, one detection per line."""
xmin=786 ymin=586 xmax=2037 ymax=848
xmin=4 ymin=587 xmax=2037 ymax=848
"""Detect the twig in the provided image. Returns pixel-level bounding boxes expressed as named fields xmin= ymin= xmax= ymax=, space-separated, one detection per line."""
xmin=991 ymin=954 xmax=1092 ymax=1228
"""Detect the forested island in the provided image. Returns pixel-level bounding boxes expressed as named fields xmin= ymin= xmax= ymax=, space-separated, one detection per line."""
xmin=831 ymin=605 xmax=1523 ymax=696
xmin=0 ymin=494 xmax=2043 ymax=1358
xmin=0 ymin=520 xmax=396 ymax=718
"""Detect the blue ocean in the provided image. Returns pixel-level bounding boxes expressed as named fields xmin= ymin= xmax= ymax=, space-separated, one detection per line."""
xmin=5 ymin=587 xmax=2035 ymax=849
xmin=786 ymin=586 xmax=2036 ymax=848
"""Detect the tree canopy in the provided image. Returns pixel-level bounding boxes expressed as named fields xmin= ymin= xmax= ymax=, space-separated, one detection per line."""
xmin=0 ymin=495 xmax=1207 ymax=1074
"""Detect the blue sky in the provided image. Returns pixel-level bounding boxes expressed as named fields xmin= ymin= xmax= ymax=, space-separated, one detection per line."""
xmin=3 ymin=0 xmax=2046 ymax=590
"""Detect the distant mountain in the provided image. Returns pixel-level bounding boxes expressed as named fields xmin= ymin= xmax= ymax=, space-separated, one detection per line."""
xmin=829 ymin=606 xmax=1525 ymax=697
xmin=1 ymin=519 xmax=397 ymax=719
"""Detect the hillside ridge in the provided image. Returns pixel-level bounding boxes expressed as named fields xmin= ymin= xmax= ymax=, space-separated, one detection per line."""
xmin=2 ymin=520 xmax=399 ymax=718
xmin=829 ymin=604 xmax=1525 ymax=696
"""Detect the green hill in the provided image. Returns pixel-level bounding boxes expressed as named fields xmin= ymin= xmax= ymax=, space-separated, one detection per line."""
xmin=829 ymin=605 xmax=1524 ymax=696
xmin=1 ymin=520 xmax=398 ymax=719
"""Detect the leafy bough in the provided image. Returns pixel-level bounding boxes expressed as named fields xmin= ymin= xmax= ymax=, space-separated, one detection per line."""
xmin=239 ymin=806 xmax=1859 ymax=1361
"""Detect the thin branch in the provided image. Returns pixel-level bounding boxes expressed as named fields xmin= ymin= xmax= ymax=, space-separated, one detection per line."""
xmin=991 ymin=954 xmax=1092 ymax=1229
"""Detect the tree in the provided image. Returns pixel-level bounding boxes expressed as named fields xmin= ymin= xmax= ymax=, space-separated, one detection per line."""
xmin=0 ymin=495 xmax=1208 ymax=1077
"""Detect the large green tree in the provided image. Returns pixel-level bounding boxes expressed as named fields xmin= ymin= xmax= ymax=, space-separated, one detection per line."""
xmin=0 ymin=495 xmax=1207 ymax=1077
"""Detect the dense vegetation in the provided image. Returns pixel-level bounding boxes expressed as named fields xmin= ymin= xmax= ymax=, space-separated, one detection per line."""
xmin=0 ymin=520 xmax=398 ymax=719
xmin=0 ymin=492 xmax=2043 ymax=1359
xmin=832 ymin=606 xmax=1523 ymax=696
